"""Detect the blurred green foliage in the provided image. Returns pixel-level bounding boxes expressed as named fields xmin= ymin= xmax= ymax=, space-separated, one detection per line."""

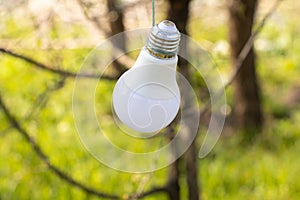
xmin=1 ymin=1 xmax=300 ymax=200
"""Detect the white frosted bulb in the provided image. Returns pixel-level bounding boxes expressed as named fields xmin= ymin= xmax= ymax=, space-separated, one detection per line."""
xmin=112 ymin=20 xmax=181 ymax=133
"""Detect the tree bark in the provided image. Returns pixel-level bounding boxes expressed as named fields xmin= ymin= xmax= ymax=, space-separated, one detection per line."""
xmin=107 ymin=0 xmax=127 ymax=74
xmin=229 ymin=0 xmax=263 ymax=136
xmin=167 ymin=0 xmax=190 ymax=35
xmin=166 ymin=148 xmax=181 ymax=200
xmin=167 ymin=1 xmax=200 ymax=200
xmin=184 ymin=141 xmax=199 ymax=200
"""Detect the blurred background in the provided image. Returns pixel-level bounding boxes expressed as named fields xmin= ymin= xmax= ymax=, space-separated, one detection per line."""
xmin=1 ymin=0 xmax=300 ymax=199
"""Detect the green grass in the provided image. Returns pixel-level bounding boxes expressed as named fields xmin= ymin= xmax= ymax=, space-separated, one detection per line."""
xmin=200 ymin=115 xmax=300 ymax=200
xmin=1 ymin=1 xmax=300 ymax=199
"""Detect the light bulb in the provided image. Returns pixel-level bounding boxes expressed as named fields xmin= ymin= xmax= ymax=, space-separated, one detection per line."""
xmin=112 ymin=20 xmax=181 ymax=133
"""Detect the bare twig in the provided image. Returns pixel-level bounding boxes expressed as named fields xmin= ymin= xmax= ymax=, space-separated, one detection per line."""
xmin=76 ymin=0 xmax=111 ymax=36
xmin=0 ymin=77 xmax=66 ymax=136
xmin=225 ymin=0 xmax=283 ymax=87
xmin=0 ymin=48 xmax=118 ymax=80
xmin=26 ymin=77 xmax=66 ymax=120
xmin=200 ymin=0 xmax=283 ymax=115
xmin=0 ymin=94 xmax=121 ymax=200
xmin=0 ymin=0 xmax=283 ymax=199
xmin=125 ymin=6 xmax=285 ymax=189
xmin=129 ymin=138 xmax=166 ymax=199
xmin=76 ymin=0 xmax=135 ymax=68
xmin=0 ymin=93 xmax=169 ymax=199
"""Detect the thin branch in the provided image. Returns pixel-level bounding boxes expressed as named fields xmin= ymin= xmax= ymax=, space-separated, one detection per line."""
xmin=76 ymin=0 xmax=111 ymax=36
xmin=0 ymin=48 xmax=118 ymax=80
xmin=0 ymin=93 xmax=169 ymax=199
xmin=129 ymin=138 xmax=167 ymax=199
xmin=76 ymin=0 xmax=135 ymax=68
xmin=225 ymin=0 xmax=283 ymax=87
xmin=76 ymin=0 xmax=148 ymax=36
xmin=0 ymin=94 xmax=121 ymax=200
xmin=0 ymin=1 xmax=283 ymax=199
xmin=1 ymin=77 xmax=66 ymax=136
xmin=200 ymin=0 xmax=283 ymax=115
xmin=26 ymin=77 xmax=66 ymax=120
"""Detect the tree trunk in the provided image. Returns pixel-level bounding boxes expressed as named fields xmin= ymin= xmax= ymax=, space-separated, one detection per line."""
xmin=167 ymin=1 xmax=200 ymax=200
xmin=167 ymin=0 xmax=190 ymax=35
xmin=184 ymin=141 xmax=199 ymax=200
xmin=229 ymin=0 xmax=263 ymax=136
xmin=107 ymin=0 xmax=127 ymax=74
xmin=166 ymin=148 xmax=181 ymax=200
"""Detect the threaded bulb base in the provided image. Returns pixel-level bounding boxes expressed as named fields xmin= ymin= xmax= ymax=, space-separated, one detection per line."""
xmin=146 ymin=20 xmax=180 ymax=59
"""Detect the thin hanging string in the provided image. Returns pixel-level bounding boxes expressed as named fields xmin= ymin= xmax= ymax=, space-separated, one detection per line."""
xmin=152 ymin=0 xmax=155 ymax=26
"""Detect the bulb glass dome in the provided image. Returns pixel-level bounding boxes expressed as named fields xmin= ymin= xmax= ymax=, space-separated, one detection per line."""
xmin=112 ymin=20 xmax=181 ymax=133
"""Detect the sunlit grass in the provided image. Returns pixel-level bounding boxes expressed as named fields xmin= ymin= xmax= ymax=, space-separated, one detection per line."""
xmin=1 ymin=1 xmax=300 ymax=199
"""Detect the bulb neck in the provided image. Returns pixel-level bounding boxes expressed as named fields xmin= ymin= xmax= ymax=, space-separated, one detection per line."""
xmin=146 ymin=20 xmax=180 ymax=59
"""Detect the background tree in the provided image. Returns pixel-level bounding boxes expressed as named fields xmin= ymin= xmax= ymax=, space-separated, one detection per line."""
xmin=229 ymin=0 xmax=263 ymax=137
xmin=166 ymin=0 xmax=199 ymax=200
xmin=107 ymin=0 xmax=128 ymax=74
xmin=1 ymin=0 xmax=293 ymax=200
